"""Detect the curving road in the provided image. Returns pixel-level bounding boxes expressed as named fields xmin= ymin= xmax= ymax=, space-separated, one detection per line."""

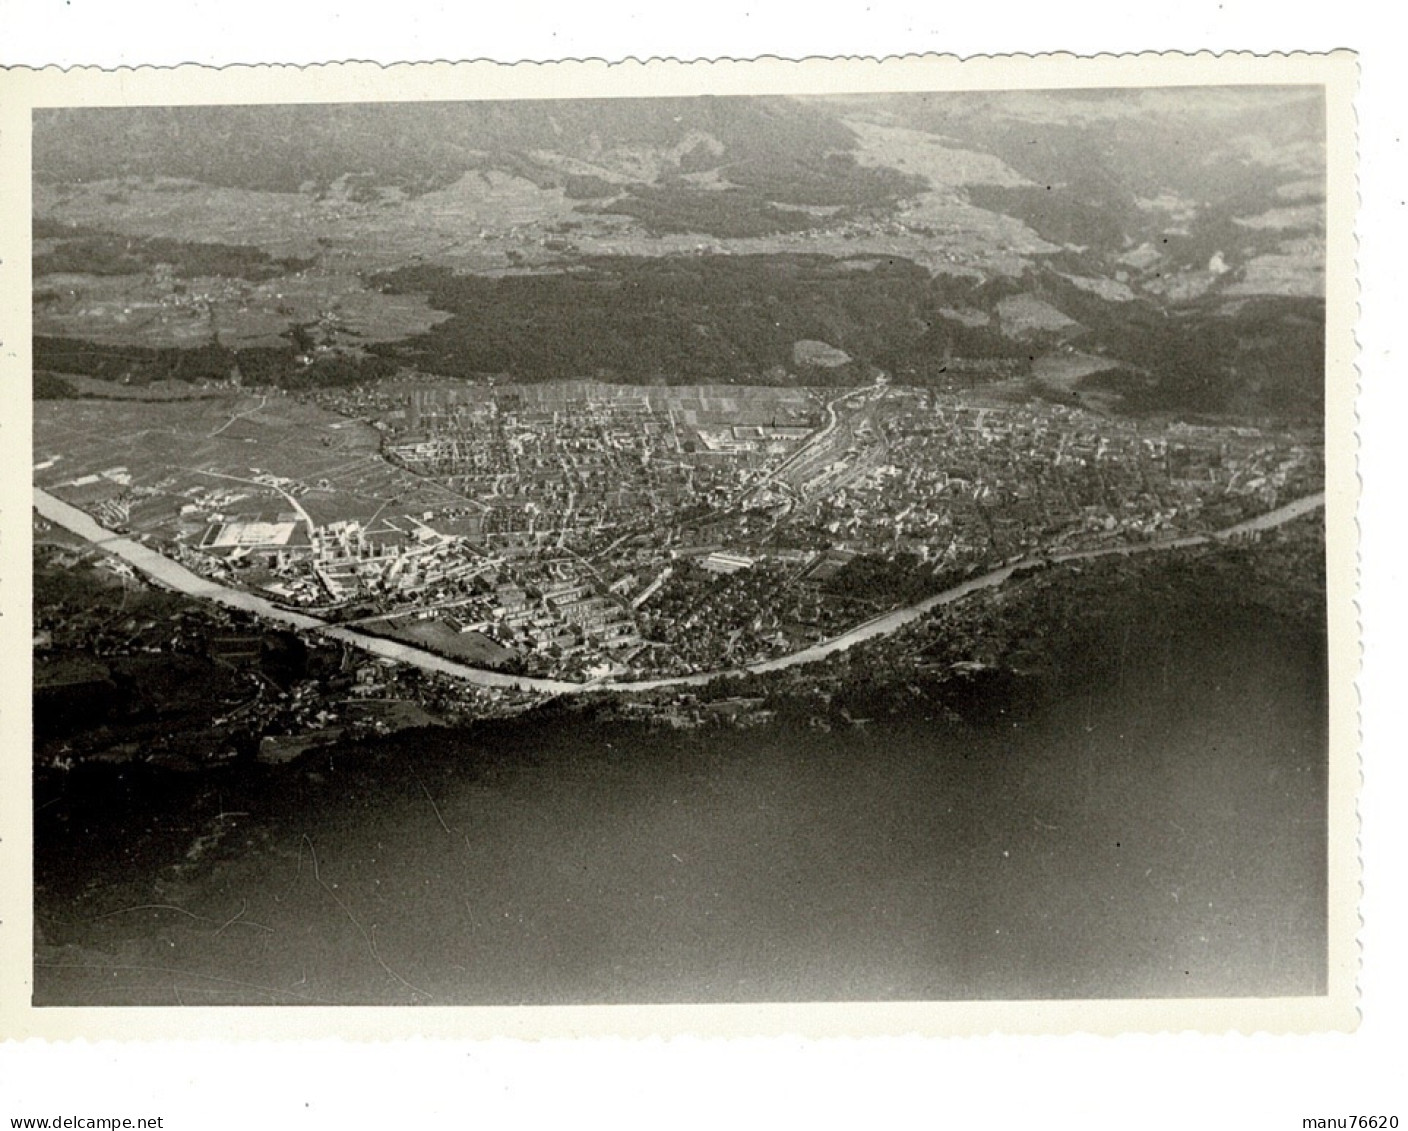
xmin=34 ymin=486 xmax=1324 ymax=697
xmin=33 ymin=488 xmax=577 ymax=694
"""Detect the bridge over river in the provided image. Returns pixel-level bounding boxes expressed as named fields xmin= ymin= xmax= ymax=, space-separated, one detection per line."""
xmin=34 ymin=487 xmax=1325 ymax=697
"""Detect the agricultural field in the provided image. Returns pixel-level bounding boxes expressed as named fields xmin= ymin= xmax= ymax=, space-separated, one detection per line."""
xmin=32 ymin=392 xmax=471 ymax=540
xmin=369 ymin=618 xmax=519 ymax=667
xmin=32 ymin=153 xmax=1057 ymax=363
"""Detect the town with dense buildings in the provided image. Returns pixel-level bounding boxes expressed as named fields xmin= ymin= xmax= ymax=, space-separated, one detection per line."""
xmin=27 ymin=86 xmax=1331 ymax=751
xmin=34 ymin=372 xmax=1323 ymax=696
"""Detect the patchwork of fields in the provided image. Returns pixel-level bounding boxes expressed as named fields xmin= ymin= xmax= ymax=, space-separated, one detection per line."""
xmin=33 ymin=393 xmax=467 ymax=538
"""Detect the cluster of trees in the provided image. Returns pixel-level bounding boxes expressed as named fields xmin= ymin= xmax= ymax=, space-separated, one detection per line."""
xmin=571 ymin=151 xmax=926 ymax=238
xmin=807 ymin=521 xmax=1326 ymax=727
xmin=370 ymin=254 xmax=1033 ymax=385
xmin=821 ymin=551 xmax=937 ymax=608
xmin=965 ymin=183 xmax=1130 ymax=252
xmin=34 ymin=222 xmax=313 ymax=281
xmin=32 ymin=335 xmax=397 ymax=392
xmin=1076 ymin=294 xmax=1325 ymax=419
xmin=33 ymin=371 xmax=78 ymax=399
xmin=34 ymin=337 xmax=239 ymax=385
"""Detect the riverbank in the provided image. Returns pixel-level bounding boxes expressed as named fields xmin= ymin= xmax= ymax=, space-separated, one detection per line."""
xmin=34 ymin=486 xmax=1325 ymax=695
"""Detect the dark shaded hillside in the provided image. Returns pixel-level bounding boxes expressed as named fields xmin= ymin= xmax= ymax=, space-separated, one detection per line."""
xmin=1074 ymin=294 xmax=1325 ymax=418
xmin=887 ymin=86 xmax=1325 ymax=258
xmin=965 ymin=182 xmax=1131 ymax=251
xmin=32 ymin=98 xmax=866 ymax=198
xmin=34 ymin=99 xmax=927 ymax=240
xmin=34 ymin=91 xmax=1318 ymax=253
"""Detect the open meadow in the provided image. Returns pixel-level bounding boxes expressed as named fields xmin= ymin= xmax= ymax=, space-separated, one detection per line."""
xmin=33 ymin=392 xmax=468 ymax=536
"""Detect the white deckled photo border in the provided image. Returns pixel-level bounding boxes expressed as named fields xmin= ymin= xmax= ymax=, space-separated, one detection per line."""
xmin=0 ymin=51 xmax=1360 ymax=1040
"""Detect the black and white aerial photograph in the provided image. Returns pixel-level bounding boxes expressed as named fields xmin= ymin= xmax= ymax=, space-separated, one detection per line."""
xmin=27 ymin=76 xmax=1340 ymax=1010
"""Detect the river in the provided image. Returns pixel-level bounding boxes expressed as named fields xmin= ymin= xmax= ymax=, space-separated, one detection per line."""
xmin=33 ymin=488 xmax=578 ymax=694
xmin=33 ymin=486 xmax=1324 ymax=695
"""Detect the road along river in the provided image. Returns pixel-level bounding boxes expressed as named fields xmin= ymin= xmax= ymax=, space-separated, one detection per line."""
xmin=34 ymin=487 xmax=1324 ymax=696
xmin=33 ymin=489 xmax=578 ymax=694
